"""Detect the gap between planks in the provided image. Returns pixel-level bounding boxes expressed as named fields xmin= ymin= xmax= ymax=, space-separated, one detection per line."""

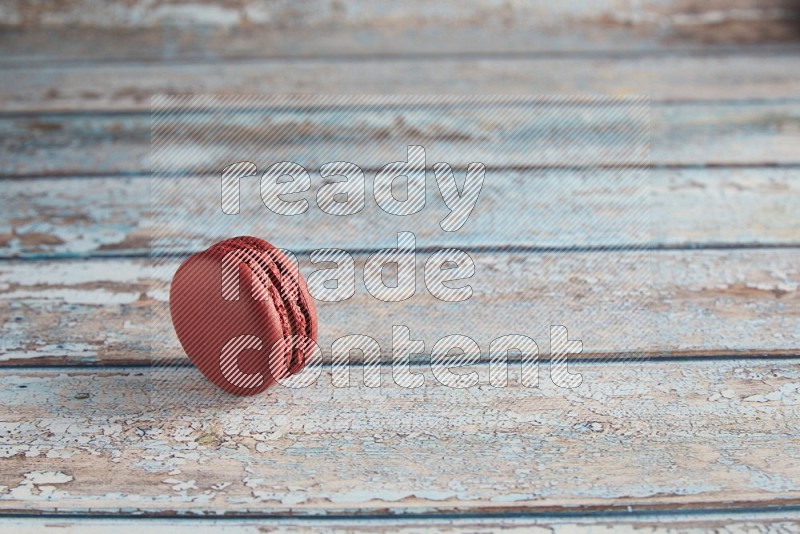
xmin=3 ymin=44 xmax=800 ymax=70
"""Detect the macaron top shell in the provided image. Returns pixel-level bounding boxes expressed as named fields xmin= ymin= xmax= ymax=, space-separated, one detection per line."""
xmin=169 ymin=237 xmax=318 ymax=396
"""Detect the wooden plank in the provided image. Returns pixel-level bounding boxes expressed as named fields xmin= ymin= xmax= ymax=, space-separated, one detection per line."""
xmin=1 ymin=249 xmax=797 ymax=366
xmin=2 ymin=512 xmax=800 ymax=532
xmin=2 ymin=168 xmax=799 ymax=258
xmin=1 ymin=358 xmax=799 ymax=514
xmin=1 ymin=0 xmax=792 ymax=30
xmin=7 ymin=96 xmax=651 ymax=176
xmin=2 ymin=0 xmax=798 ymax=64
xmin=6 ymin=29 xmax=800 ymax=69
xmin=3 ymin=101 xmax=800 ymax=178
xmin=2 ymin=54 xmax=799 ymax=113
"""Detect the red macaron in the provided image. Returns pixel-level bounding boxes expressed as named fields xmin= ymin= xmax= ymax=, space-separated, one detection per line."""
xmin=169 ymin=236 xmax=318 ymax=395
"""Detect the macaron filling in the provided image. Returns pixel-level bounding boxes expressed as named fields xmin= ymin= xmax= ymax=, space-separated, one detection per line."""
xmin=210 ymin=236 xmax=314 ymax=376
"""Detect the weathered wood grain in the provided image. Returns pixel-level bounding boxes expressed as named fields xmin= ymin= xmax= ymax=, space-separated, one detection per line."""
xmin=3 ymin=101 xmax=800 ymax=178
xmin=2 ymin=512 xmax=800 ymax=532
xmin=2 ymin=0 xmax=798 ymax=61
xmin=0 ymin=0 xmax=652 ymax=27
xmin=6 ymin=29 xmax=800 ymax=69
xmin=1 ymin=359 xmax=799 ymax=514
xmin=1 ymin=249 xmax=797 ymax=366
xmin=2 ymin=54 xmax=799 ymax=113
xmin=2 ymin=168 xmax=798 ymax=258
xmin=1 ymin=0 xmax=793 ymax=30
xmin=2 ymin=0 xmax=797 ymax=526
